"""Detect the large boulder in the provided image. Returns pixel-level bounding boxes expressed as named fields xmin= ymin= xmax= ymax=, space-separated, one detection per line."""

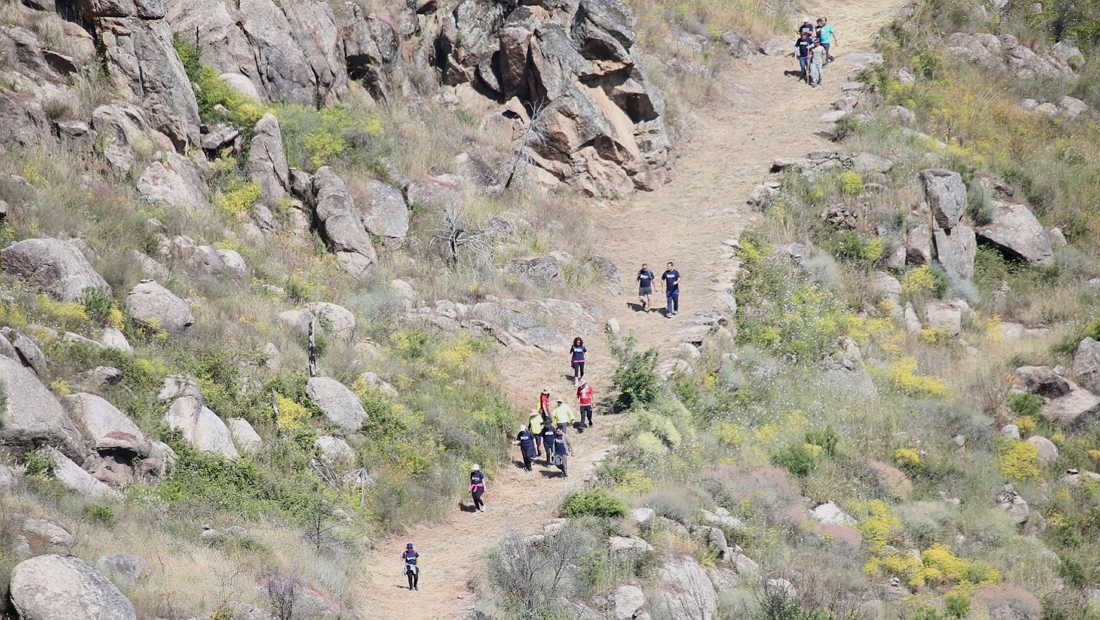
xmin=977 ymin=200 xmax=1054 ymax=266
xmin=652 ymin=556 xmax=718 ymax=620
xmin=88 ymin=3 xmax=201 ymax=148
xmin=971 ymin=585 xmax=1041 ymax=620
xmin=10 ymin=554 xmax=136 ymax=620
xmin=315 ymin=434 xmax=357 ymax=469
xmin=933 ymin=224 xmax=977 ymax=283
xmin=246 ymin=114 xmax=290 ymax=207
xmin=946 ymin=32 xmax=1073 ymax=79
xmin=1072 ymin=338 xmax=1100 ymax=394
xmin=1 ymin=238 xmax=110 ymax=302
xmin=920 ymin=169 xmax=967 ymax=229
xmin=227 ymin=418 xmax=261 ymax=454
xmin=1041 ymin=384 xmax=1100 ymax=426
xmin=1014 ymin=366 xmax=1071 ymax=398
xmin=612 ymin=584 xmax=646 ymax=620
xmin=136 ymin=152 xmax=209 ymax=212
xmin=65 ymin=393 xmax=150 ymax=457
xmin=509 ymin=255 xmax=562 ymax=287
xmin=47 ymin=448 xmax=122 ymax=500
xmin=358 ymin=180 xmax=409 ymax=240
xmin=163 ymin=396 xmax=239 ymax=459
xmin=306 ymin=377 xmax=368 ymax=431
xmin=0 ymin=357 xmax=84 ymax=458
xmin=91 ymin=103 xmax=174 ymax=173
xmin=124 ymin=281 xmax=194 ymax=334
xmin=311 ymin=167 xmax=377 ymax=276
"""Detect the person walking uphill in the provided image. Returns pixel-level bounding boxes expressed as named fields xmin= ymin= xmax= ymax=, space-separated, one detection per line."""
xmin=516 ymin=426 xmax=537 ymax=471
xmin=570 ymin=337 xmax=587 ymax=386
xmin=402 ymin=543 xmax=420 ymax=591
xmin=661 ymin=262 xmax=681 ymax=318
xmin=469 ymin=464 xmax=486 ymax=512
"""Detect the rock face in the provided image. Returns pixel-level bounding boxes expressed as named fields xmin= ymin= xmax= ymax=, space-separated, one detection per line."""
xmin=10 ymin=554 xmax=136 ymax=620
xmin=946 ymin=32 xmax=1075 ymax=79
xmin=920 ymin=169 xmax=967 ymax=229
xmin=136 ymin=152 xmax=209 ymax=212
xmin=977 ymin=200 xmax=1054 ymax=266
xmin=83 ymin=0 xmax=201 ymax=149
xmin=227 ymin=418 xmax=262 ymax=454
xmin=653 ymin=556 xmax=717 ymax=620
xmin=0 ymin=357 xmax=84 ymax=458
xmin=1072 ymin=338 xmax=1100 ymax=394
xmin=124 ymin=281 xmax=194 ymax=334
xmin=311 ymin=167 xmax=377 ymax=276
xmin=933 ymin=225 xmax=977 ymax=284
xmin=66 ymin=393 xmax=150 ymax=457
xmin=613 ymin=584 xmax=646 ymax=620
xmin=1015 ymin=366 xmax=1071 ymax=398
xmin=358 ymin=180 xmax=409 ymax=240
xmin=1 ymin=238 xmax=110 ymax=302
xmin=1042 ymin=385 xmax=1100 ymax=426
xmin=246 ymin=114 xmax=291 ymax=207
xmin=163 ymin=396 xmax=240 ymax=459
xmin=306 ymin=377 xmax=368 ymax=431
xmin=48 ymin=448 xmax=123 ymax=500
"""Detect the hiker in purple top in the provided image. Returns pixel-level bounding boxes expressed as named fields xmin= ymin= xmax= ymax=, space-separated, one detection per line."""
xmin=570 ymin=336 xmax=586 ymax=386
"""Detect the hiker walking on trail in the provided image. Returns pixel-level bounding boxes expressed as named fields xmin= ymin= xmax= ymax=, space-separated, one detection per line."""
xmin=551 ymin=429 xmax=569 ymax=477
xmin=541 ymin=422 xmax=558 ymax=466
xmin=794 ymin=31 xmax=813 ymax=84
xmin=552 ymin=398 xmax=575 ymax=439
xmin=809 ymin=36 xmax=825 ymax=87
xmin=402 ymin=543 xmax=420 ymax=591
xmin=539 ymin=387 xmax=552 ymax=419
xmin=528 ymin=408 xmax=545 ymax=457
xmin=469 ymin=464 xmax=486 ymax=512
xmin=816 ymin=17 xmax=836 ymax=63
xmin=516 ymin=426 xmax=537 ymax=471
xmin=661 ymin=261 xmax=681 ymax=317
xmin=577 ymin=380 xmax=595 ymax=428
xmin=637 ymin=263 xmax=656 ymax=311
xmin=570 ymin=337 xmax=587 ymax=385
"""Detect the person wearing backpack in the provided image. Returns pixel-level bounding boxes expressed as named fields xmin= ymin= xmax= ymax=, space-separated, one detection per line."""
xmin=516 ymin=426 xmax=537 ymax=471
xmin=401 ymin=543 xmax=420 ymax=591
xmin=469 ymin=464 xmax=486 ymax=512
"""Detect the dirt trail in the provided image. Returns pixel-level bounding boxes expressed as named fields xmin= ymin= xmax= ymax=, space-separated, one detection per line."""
xmin=358 ymin=1 xmax=898 ymax=616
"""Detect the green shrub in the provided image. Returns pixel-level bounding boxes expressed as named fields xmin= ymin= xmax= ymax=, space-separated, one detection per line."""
xmin=559 ymin=490 xmax=627 ymax=519
xmin=967 ymin=181 xmax=993 ymax=225
xmin=80 ymin=287 xmax=115 ymax=326
xmin=1007 ymin=392 xmax=1044 ymax=418
xmin=771 ymin=442 xmax=818 ymax=477
xmin=24 ymin=449 xmax=52 ymax=479
xmin=175 ymin=39 xmax=266 ymax=127
xmin=214 ymin=176 xmax=261 ymax=216
xmin=81 ymin=503 xmax=115 ymax=525
xmin=275 ymin=105 xmax=384 ymax=171
xmin=609 ymin=336 xmax=661 ymax=411
xmin=804 ymin=425 xmax=839 ymax=457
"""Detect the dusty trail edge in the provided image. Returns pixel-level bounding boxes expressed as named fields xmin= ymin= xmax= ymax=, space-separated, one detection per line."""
xmin=357 ymin=1 xmax=899 ymax=616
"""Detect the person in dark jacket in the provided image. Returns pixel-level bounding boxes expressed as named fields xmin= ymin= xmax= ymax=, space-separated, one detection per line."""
xmin=570 ymin=337 xmax=587 ymax=386
xmin=402 ymin=543 xmax=420 ymax=590
xmin=551 ymin=429 xmax=569 ymax=477
xmin=516 ymin=426 xmax=537 ymax=471
xmin=541 ymin=423 xmax=558 ymax=467
xmin=469 ymin=464 xmax=486 ymax=512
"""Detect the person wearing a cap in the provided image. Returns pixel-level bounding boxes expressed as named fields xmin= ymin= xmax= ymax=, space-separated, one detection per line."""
xmin=539 ymin=386 xmax=552 ymax=420
xmin=552 ymin=398 xmax=575 ymax=433
xmin=527 ymin=408 xmax=545 ymax=457
xmin=401 ymin=543 xmax=420 ymax=590
xmin=469 ymin=464 xmax=486 ymax=512
xmin=576 ymin=380 xmax=595 ymax=428
xmin=515 ymin=425 xmax=537 ymax=471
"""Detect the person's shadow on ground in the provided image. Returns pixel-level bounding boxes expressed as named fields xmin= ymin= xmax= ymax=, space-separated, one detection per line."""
xmin=457 ymin=502 xmax=478 ymax=513
xmin=783 ymin=69 xmax=804 ymax=79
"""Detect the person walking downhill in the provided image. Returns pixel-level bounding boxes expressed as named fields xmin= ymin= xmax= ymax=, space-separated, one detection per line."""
xmin=809 ymin=35 xmax=825 ymax=87
xmin=528 ymin=408 xmax=545 ymax=457
xmin=816 ymin=17 xmax=836 ymax=63
xmin=469 ymin=464 xmax=486 ymax=512
xmin=570 ymin=337 xmax=587 ymax=386
xmin=539 ymin=387 xmax=552 ymax=419
xmin=577 ymin=380 xmax=595 ymax=428
xmin=516 ymin=426 xmax=537 ymax=471
xmin=402 ymin=543 xmax=420 ymax=591
xmin=541 ymin=420 xmax=558 ymax=467
xmin=637 ymin=263 xmax=656 ymax=311
xmin=551 ymin=429 xmax=569 ymax=477
xmin=795 ymin=30 xmax=813 ymax=84
xmin=661 ymin=261 xmax=681 ymax=318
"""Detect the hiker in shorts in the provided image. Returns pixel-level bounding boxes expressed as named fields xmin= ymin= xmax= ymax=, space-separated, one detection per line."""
xmin=661 ymin=261 xmax=681 ymax=317
xmin=816 ymin=17 xmax=836 ymax=63
xmin=402 ymin=543 xmax=420 ymax=591
xmin=794 ymin=31 xmax=813 ymax=84
xmin=637 ymin=263 xmax=656 ymax=311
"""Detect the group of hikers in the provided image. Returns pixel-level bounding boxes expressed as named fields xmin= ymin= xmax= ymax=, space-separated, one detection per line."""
xmin=636 ymin=261 xmax=681 ymax=318
xmin=793 ymin=16 xmax=837 ymax=87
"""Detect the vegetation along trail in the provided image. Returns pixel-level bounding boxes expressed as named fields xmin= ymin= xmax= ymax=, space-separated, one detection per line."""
xmin=358 ymin=0 xmax=900 ymax=616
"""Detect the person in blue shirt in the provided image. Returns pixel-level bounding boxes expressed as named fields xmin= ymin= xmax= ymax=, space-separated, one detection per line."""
xmin=637 ymin=263 xmax=656 ymax=311
xmin=661 ymin=261 xmax=681 ymax=318
xmin=401 ymin=543 xmax=420 ymax=590
xmin=541 ymin=423 xmax=557 ymax=466
xmin=516 ymin=426 xmax=537 ymax=471
xmin=569 ymin=336 xmax=587 ymax=386
xmin=551 ymin=429 xmax=569 ymax=477
xmin=816 ymin=17 xmax=836 ymax=63
xmin=794 ymin=31 xmax=813 ymax=84
xmin=469 ymin=464 xmax=486 ymax=512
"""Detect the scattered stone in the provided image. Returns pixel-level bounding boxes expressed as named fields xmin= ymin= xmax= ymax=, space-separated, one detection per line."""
xmin=1041 ymin=385 xmax=1100 ymax=425
xmin=20 ymin=517 xmax=74 ymax=551
xmin=306 ymin=377 xmax=368 ymax=431
xmin=101 ymin=327 xmax=132 ymax=354
xmin=124 ymin=281 xmax=194 ymax=335
xmin=609 ymin=535 xmax=654 ymax=559
xmin=0 ymin=357 xmax=84 ymax=457
xmin=1014 ymin=366 xmax=1071 ymax=398
xmin=613 ymin=585 xmax=646 ymax=620
xmin=11 ymin=555 xmax=136 ymax=620
xmin=810 ymin=501 xmax=856 ymax=526
xmin=96 ymin=554 xmax=145 ymax=585
xmin=631 ymin=507 xmax=655 ymax=528
xmin=163 ymin=396 xmax=240 ymax=459
xmin=653 ymin=556 xmax=718 ymax=620
xmin=315 ymin=435 xmax=357 ymax=469
xmin=1026 ymin=436 xmax=1058 ymax=463
xmin=1 ymin=238 xmax=110 ymax=301
xmin=47 ymin=448 xmax=123 ymax=500
xmin=1072 ymin=338 xmax=1100 ymax=395
xmin=1001 ymin=424 xmax=1021 ymax=440
xmin=227 ymin=418 xmax=262 ymax=454
xmin=996 ymin=484 xmax=1029 ymax=524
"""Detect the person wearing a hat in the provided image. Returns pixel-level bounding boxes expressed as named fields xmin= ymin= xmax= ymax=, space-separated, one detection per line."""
xmin=515 ymin=425 xmax=537 ymax=471
xmin=469 ymin=464 xmax=486 ymax=512
xmin=551 ymin=399 xmax=575 ymax=454
xmin=401 ymin=542 xmax=420 ymax=590
xmin=539 ymin=386 xmax=552 ymax=420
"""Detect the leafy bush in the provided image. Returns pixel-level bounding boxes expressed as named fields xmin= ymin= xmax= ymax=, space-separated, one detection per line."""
xmin=839 ymin=171 xmax=864 ymax=195
xmin=998 ymin=440 xmax=1042 ymax=480
xmin=214 ymin=177 xmax=261 ymax=216
xmin=24 ymin=449 xmax=52 ymax=479
xmin=175 ymin=39 xmax=266 ymax=127
xmin=81 ymin=503 xmax=115 ymax=525
xmin=609 ymin=336 xmax=661 ymax=411
xmin=771 ymin=442 xmax=819 ymax=477
xmin=559 ymin=490 xmax=627 ymax=519
xmin=804 ymin=425 xmax=839 ymax=457
xmin=967 ymin=181 xmax=993 ymax=225
xmin=883 ymin=357 xmax=948 ymax=398
xmin=1007 ymin=392 xmax=1044 ymax=418
xmin=80 ymin=287 xmax=117 ymax=327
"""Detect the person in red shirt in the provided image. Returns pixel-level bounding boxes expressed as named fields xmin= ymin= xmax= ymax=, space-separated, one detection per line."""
xmin=576 ymin=380 xmax=594 ymax=428
xmin=539 ymin=387 xmax=552 ymax=420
